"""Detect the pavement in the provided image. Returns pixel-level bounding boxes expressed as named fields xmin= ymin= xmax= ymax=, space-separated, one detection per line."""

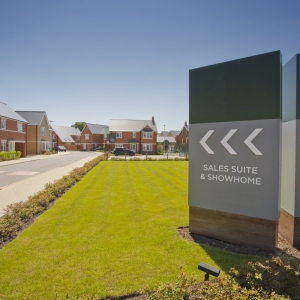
xmin=0 ymin=152 xmax=101 ymax=217
xmin=108 ymin=153 xmax=185 ymax=160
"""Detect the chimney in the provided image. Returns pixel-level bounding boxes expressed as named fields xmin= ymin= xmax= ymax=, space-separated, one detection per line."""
xmin=152 ymin=116 xmax=155 ymax=124
xmin=184 ymin=121 xmax=187 ymax=126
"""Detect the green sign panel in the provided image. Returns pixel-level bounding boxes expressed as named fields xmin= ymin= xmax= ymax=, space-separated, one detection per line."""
xmin=109 ymin=133 xmax=116 ymax=143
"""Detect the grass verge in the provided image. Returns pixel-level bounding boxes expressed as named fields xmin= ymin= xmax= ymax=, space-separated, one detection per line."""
xmin=0 ymin=161 xmax=262 ymax=299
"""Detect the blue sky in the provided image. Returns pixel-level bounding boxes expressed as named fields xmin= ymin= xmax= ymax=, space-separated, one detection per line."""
xmin=1 ymin=1 xmax=299 ymax=132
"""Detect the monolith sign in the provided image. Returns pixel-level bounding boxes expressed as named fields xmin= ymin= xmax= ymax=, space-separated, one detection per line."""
xmin=280 ymin=54 xmax=300 ymax=247
xmin=189 ymin=51 xmax=282 ymax=251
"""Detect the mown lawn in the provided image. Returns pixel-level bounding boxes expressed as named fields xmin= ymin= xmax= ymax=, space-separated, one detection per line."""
xmin=0 ymin=161 xmax=259 ymax=299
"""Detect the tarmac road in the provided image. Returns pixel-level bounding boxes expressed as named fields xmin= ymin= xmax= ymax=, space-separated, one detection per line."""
xmin=0 ymin=151 xmax=101 ymax=217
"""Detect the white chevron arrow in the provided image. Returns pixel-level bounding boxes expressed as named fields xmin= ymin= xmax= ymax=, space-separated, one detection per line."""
xmin=200 ymin=130 xmax=215 ymax=154
xmin=244 ymin=128 xmax=263 ymax=155
xmin=221 ymin=129 xmax=237 ymax=155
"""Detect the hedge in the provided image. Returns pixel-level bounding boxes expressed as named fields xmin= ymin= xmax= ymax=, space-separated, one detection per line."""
xmin=0 ymin=151 xmax=22 ymax=162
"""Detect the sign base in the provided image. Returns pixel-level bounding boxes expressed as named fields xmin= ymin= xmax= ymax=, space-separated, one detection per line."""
xmin=189 ymin=206 xmax=278 ymax=251
xmin=279 ymin=208 xmax=300 ymax=247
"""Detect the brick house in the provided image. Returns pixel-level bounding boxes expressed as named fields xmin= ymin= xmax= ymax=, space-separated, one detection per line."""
xmin=16 ymin=111 xmax=53 ymax=154
xmin=159 ymin=130 xmax=179 ymax=137
xmin=52 ymin=125 xmax=81 ymax=151
xmin=157 ymin=135 xmax=177 ymax=153
xmin=176 ymin=121 xmax=189 ymax=156
xmin=0 ymin=102 xmax=27 ymax=157
xmin=80 ymin=123 xmax=109 ymax=151
xmin=108 ymin=117 xmax=158 ymax=154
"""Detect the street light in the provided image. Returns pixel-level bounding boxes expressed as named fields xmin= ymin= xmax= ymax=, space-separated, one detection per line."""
xmin=164 ymin=125 xmax=165 ymax=156
xmin=50 ymin=120 xmax=54 ymax=149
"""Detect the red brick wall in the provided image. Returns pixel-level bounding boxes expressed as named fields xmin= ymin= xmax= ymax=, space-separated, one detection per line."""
xmin=0 ymin=118 xmax=27 ymax=157
xmin=80 ymin=126 xmax=105 ymax=150
xmin=177 ymin=126 xmax=189 ymax=145
xmin=57 ymin=137 xmax=77 ymax=151
xmin=109 ymin=130 xmax=157 ymax=154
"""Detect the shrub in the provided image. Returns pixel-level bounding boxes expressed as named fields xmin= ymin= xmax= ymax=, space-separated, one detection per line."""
xmin=230 ymin=255 xmax=300 ymax=299
xmin=142 ymin=268 xmax=288 ymax=299
xmin=0 ymin=151 xmax=22 ymax=162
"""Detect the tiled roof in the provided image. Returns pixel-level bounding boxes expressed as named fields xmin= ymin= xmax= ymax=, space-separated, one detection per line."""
xmin=170 ymin=130 xmax=180 ymax=137
xmin=109 ymin=119 xmax=158 ymax=132
xmin=0 ymin=102 xmax=27 ymax=123
xmin=159 ymin=131 xmax=168 ymax=136
xmin=86 ymin=123 xmax=109 ymax=134
xmin=52 ymin=125 xmax=81 ymax=143
xmin=157 ymin=136 xmax=176 ymax=143
xmin=16 ymin=111 xmax=47 ymax=126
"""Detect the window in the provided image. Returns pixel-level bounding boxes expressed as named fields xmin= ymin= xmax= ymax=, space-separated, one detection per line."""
xmin=1 ymin=142 xmax=6 ymax=152
xmin=132 ymin=132 xmax=136 ymax=138
xmin=1 ymin=119 xmax=6 ymax=130
xmin=8 ymin=141 xmax=15 ymax=151
xmin=85 ymin=134 xmax=89 ymax=140
xmin=143 ymin=132 xmax=153 ymax=139
xmin=42 ymin=127 xmax=46 ymax=136
xmin=116 ymin=132 xmax=122 ymax=138
xmin=18 ymin=123 xmax=23 ymax=132
xmin=143 ymin=144 xmax=152 ymax=151
xmin=116 ymin=144 xmax=123 ymax=148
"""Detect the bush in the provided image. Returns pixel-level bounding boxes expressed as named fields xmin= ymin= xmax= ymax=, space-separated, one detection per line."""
xmin=0 ymin=151 xmax=22 ymax=162
xmin=0 ymin=155 xmax=104 ymax=245
xmin=230 ymin=255 xmax=300 ymax=299
xmin=142 ymin=268 xmax=288 ymax=299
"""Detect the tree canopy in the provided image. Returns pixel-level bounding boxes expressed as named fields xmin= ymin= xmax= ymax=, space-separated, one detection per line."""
xmin=71 ymin=122 xmax=86 ymax=131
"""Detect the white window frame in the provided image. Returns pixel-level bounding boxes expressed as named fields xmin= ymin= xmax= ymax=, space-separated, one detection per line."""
xmin=116 ymin=132 xmax=122 ymax=138
xmin=18 ymin=123 xmax=23 ymax=132
xmin=85 ymin=134 xmax=89 ymax=140
xmin=8 ymin=141 xmax=15 ymax=151
xmin=143 ymin=132 xmax=153 ymax=139
xmin=115 ymin=144 xmax=123 ymax=148
xmin=42 ymin=127 xmax=46 ymax=136
xmin=42 ymin=141 xmax=50 ymax=151
xmin=1 ymin=119 xmax=6 ymax=130
xmin=143 ymin=144 xmax=152 ymax=151
xmin=1 ymin=141 xmax=6 ymax=152
xmin=132 ymin=132 xmax=136 ymax=138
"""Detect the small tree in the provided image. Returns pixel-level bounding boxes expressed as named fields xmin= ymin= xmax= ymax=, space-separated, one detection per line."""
xmin=71 ymin=122 xmax=86 ymax=131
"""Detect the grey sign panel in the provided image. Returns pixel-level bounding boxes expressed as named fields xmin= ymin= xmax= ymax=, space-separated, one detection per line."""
xmin=189 ymin=119 xmax=280 ymax=221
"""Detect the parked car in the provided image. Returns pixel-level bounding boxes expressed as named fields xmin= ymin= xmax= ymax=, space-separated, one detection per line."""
xmin=53 ymin=146 xmax=67 ymax=152
xmin=112 ymin=147 xmax=135 ymax=156
xmin=91 ymin=146 xmax=103 ymax=151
